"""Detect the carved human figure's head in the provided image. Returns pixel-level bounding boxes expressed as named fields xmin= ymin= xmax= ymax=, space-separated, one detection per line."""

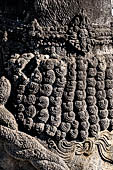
xmin=0 ymin=76 xmax=11 ymax=105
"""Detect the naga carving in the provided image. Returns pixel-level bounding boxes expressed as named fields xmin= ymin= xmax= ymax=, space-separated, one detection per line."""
xmin=1 ymin=75 xmax=113 ymax=170
xmin=0 ymin=4 xmax=113 ymax=170
xmin=0 ymin=76 xmax=69 ymax=170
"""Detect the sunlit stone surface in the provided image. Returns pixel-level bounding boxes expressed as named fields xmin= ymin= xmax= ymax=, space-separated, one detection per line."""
xmin=0 ymin=1 xmax=113 ymax=170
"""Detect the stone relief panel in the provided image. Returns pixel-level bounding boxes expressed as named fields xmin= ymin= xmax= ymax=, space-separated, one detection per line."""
xmin=0 ymin=2 xmax=113 ymax=170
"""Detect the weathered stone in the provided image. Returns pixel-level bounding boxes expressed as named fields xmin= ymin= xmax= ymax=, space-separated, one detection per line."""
xmin=0 ymin=0 xmax=113 ymax=170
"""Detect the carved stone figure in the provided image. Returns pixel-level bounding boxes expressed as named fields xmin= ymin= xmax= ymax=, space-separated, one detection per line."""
xmin=0 ymin=0 xmax=113 ymax=170
xmin=0 ymin=76 xmax=69 ymax=170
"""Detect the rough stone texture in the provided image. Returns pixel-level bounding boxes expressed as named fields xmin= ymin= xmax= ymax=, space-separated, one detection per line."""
xmin=0 ymin=0 xmax=111 ymax=26
xmin=0 ymin=0 xmax=113 ymax=170
xmin=79 ymin=0 xmax=111 ymax=25
xmin=0 ymin=141 xmax=36 ymax=170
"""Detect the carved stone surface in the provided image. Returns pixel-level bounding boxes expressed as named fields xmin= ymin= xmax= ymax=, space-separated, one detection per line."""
xmin=0 ymin=1 xmax=113 ymax=170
